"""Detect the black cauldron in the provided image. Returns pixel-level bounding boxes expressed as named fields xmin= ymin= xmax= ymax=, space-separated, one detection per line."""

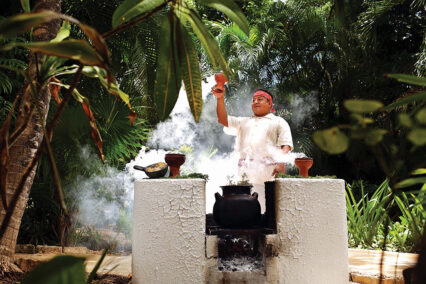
xmin=213 ymin=185 xmax=261 ymax=228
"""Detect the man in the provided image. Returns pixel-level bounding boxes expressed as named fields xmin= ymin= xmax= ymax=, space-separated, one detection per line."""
xmin=212 ymin=85 xmax=293 ymax=212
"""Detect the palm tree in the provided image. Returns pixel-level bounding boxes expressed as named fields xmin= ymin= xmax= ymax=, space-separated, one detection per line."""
xmin=0 ymin=0 xmax=62 ymax=272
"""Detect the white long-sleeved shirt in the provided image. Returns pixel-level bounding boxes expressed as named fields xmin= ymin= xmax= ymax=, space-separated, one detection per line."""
xmin=224 ymin=113 xmax=293 ymax=160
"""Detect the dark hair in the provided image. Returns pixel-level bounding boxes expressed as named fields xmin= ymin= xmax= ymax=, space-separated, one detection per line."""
xmin=254 ymin=89 xmax=274 ymax=101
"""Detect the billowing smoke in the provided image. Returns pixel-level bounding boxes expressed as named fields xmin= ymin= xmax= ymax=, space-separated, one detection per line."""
xmin=72 ymin=76 xmax=315 ymax=248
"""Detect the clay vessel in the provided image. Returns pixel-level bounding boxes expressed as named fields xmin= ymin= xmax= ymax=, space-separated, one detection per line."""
xmin=213 ymin=73 xmax=228 ymax=94
xmin=294 ymin=157 xmax=313 ymax=177
xmin=213 ymin=185 xmax=261 ymax=228
xmin=165 ymin=153 xmax=186 ymax=177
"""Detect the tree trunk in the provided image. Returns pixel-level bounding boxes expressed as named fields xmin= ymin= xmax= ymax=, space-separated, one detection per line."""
xmin=0 ymin=0 xmax=61 ymax=271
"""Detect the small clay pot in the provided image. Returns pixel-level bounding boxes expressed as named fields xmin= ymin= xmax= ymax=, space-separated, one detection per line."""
xmin=294 ymin=157 xmax=313 ymax=177
xmin=165 ymin=153 xmax=186 ymax=177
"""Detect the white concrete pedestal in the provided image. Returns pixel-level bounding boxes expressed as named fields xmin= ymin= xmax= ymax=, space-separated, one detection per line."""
xmin=274 ymin=178 xmax=349 ymax=283
xmin=132 ymin=178 xmax=348 ymax=284
xmin=132 ymin=179 xmax=206 ymax=284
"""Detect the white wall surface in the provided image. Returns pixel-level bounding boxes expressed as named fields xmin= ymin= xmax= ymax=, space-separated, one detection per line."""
xmin=274 ymin=178 xmax=349 ymax=284
xmin=132 ymin=179 xmax=206 ymax=284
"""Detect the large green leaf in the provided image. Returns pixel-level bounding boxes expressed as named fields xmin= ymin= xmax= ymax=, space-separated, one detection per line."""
xmin=415 ymin=107 xmax=426 ymax=124
xmin=5 ymin=40 xmax=104 ymax=67
xmin=51 ymin=21 xmax=71 ymax=43
xmin=154 ymin=13 xmax=182 ymax=120
xmin=408 ymin=128 xmax=426 ymax=146
xmin=112 ymin=0 xmax=165 ymax=27
xmin=313 ymin=127 xmax=349 ymax=154
xmin=22 ymin=255 xmax=86 ymax=284
xmin=177 ymin=24 xmax=203 ymax=123
xmin=383 ymin=91 xmax=426 ymax=111
xmin=197 ymin=0 xmax=249 ymax=36
xmin=179 ymin=4 xmax=232 ymax=78
xmin=344 ymin=99 xmax=383 ymax=113
xmin=0 ymin=11 xmax=57 ymax=39
xmin=395 ymin=177 xmax=426 ymax=189
xmin=386 ymin=73 xmax=426 ymax=87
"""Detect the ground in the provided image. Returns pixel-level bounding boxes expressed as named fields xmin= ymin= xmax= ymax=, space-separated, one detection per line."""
xmin=0 ymin=247 xmax=419 ymax=284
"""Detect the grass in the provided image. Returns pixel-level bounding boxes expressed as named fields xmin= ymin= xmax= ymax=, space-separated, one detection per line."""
xmin=346 ymin=180 xmax=426 ymax=252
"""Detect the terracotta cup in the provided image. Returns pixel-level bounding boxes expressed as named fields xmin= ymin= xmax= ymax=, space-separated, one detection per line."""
xmin=294 ymin=158 xmax=313 ymax=177
xmin=165 ymin=153 xmax=186 ymax=177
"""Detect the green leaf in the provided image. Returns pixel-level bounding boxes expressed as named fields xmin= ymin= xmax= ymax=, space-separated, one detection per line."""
xmin=350 ymin=113 xmax=374 ymax=125
xmin=364 ymin=129 xmax=387 ymax=146
xmin=408 ymin=128 xmax=426 ymax=146
xmin=177 ymin=24 xmax=203 ymax=123
xmin=197 ymin=0 xmax=249 ymax=35
xmin=82 ymin=66 xmax=131 ymax=108
xmin=395 ymin=177 xmax=426 ymax=189
xmin=112 ymin=0 xmax=165 ymax=27
xmin=412 ymin=168 xmax=426 ymax=175
xmin=415 ymin=107 xmax=426 ymax=124
xmin=5 ymin=40 xmax=104 ymax=67
xmin=313 ymin=127 xmax=349 ymax=154
xmin=384 ymin=91 xmax=426 ymax=111
xmin=398 ymin=113 xmax=413 ymax=127
xmin=386 ymin=73 xmax=426 ymax=87
xmin=51 ymin=21 xmax=71 ymax=43
xmin=0 ymin=11 xmax=57 ymax=39
xmin=22 ymin=255 xmax=86 ymax=284
xmin=20 ymin=0 xmax=30 ymax=13
xmin=154 ymin=13 xmax=182 ymax=121
xmin=411 ymin=168 xmax=426 ymax=175
xmin=179 ymin=4 xmax=232 ymax=78
xmin=344 ymin=99 xmax=383 ymax=113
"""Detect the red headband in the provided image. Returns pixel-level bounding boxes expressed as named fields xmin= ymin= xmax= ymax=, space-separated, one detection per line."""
xmin=253 ymin=91 xmax=276 ymax=113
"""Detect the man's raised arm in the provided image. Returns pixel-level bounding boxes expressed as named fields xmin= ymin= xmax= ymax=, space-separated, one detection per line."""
xmin=212 ymin=85 xmax=228 ymax=127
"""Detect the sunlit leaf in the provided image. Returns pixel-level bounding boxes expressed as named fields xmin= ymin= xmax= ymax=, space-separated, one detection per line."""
xmin=408 ymin=128 xmax=426 ymax=146
xmin=398 ymin=113 xmax=412 ymax=127
xmin=350 ymin=113 xmax=374 ymax=125
xmin=313 ymin=127 xmax=349 ymax=154
xmin=20 ymin=0 xmax=30 ymax=13
xmin=154 ymin=13 xmax=181 ymax=121
xmin=0 ymin=11 xmax=57 ymax=39
xmin=22 ymin=255 xmax=86 ymax=284
xmin=51 ymin=21 xmax=70 ymax=43
xmin=344 ymin=99 xmax=383 ymax=113
xmin=384 ymin=91 xmax=426 ymax=111
xmin=179 ymin=4 xmax=232 ymax=78
xmin=386 ymin=73 xmax=426 ymax=87
xmin=415 ymin=107 xmax=426 ymax=124
xmin=178 ymin=24 xmax=202 ymax=122
xmin=82 ymin=66 xmax=131 ymax=109
xmin=395 ymin=177 xmax=426 ymax=189
xmin=5 ymin=40 xmax=104 ymax=67
xmin=197 ymin=0 xmax=249 ymax=35
xmin=412 ymin=168 xmax=426 ymax=175
xmin=112 ymin=0 xmax=165 ymax=27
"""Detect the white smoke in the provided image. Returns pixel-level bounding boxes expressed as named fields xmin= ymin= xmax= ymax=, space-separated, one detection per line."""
xmin=289 ymin=92 xmax=319 ymax=128
xmin=72 ymin=76 xmax=314 ymax=242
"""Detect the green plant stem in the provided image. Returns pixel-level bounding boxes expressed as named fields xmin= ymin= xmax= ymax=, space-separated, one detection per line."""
xmin=102 ymin=1 xmax=169 ymax=40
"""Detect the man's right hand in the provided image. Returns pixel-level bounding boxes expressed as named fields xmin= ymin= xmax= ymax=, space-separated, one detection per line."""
xmin=211 ymin=84 xmax=225 ymax=99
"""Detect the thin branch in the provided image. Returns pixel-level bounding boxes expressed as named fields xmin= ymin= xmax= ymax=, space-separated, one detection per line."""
xmin=102 ymin=1 xmax=169 ymax=39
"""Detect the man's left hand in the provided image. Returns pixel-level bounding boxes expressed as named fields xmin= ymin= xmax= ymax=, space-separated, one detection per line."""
xmin=272 ymin=163 xmax=286 ymax=176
